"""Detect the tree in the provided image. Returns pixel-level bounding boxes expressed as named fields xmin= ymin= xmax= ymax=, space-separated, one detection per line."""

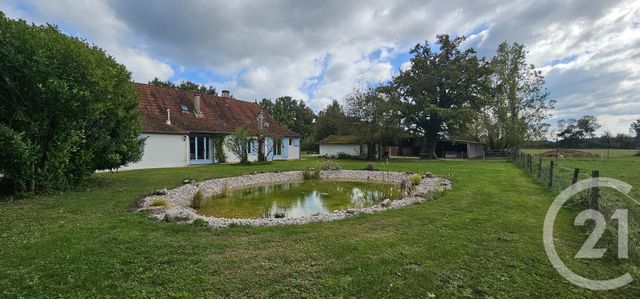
xmin=253 ymin=111 xmax=279 ymax=162
xmin=391 ymin=35 xmax=489 ymax=159
xmin=576 ymin=115 xmax=600 ymax=139
xmin=0 ymin=13 xmax=144 ymax=193
xmin=312 ymin=100 xmax=354 ymax=144
xmin=345 ymin=86 xmax=401 ymax=159
xmin=481 ymin=42 xmax=554 ymax=151
xmin=224 ymin=127 xmax=250 ymax=164
xmin=556 ymin=115 xmax=601 ymax=147
xmin=556 ymin=118 xmax=581 ymax=141
xmin=631 ymin=119 xmax=640 ymax=140
xmin=149 ymin=78 xmax=217 ymax=95
xmin=258 ymin=96 xmax=315 ymax=149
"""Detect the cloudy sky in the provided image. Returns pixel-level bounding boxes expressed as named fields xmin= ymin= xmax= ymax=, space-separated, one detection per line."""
xmin=2 ymin=0 xmax=639 ymax=135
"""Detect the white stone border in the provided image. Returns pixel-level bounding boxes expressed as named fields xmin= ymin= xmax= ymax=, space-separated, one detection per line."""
xmin=136 ymin=170 xmax=451 ymax=228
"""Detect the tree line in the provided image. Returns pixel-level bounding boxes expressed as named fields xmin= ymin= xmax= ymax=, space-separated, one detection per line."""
xmin=259 ymin=35 xmax=556 ymax=159
xmin=523 ymin=115 xmax=640 ymax=149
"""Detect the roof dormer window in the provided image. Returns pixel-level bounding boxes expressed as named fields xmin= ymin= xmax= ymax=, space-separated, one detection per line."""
xmin=180 ymin=104 xmax=189 ymax=112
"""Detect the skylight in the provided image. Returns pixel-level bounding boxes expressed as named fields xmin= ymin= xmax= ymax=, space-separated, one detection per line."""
xmin=180 ymin=104 xmax=189 ymax=112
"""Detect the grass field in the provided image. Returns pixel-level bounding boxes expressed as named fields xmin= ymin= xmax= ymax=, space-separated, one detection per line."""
xmin=1 ymin=158 xmax=639 ymax=297
xmin=522 ymin=148 xmax=639 ymax=159
xmin=522 ymin=148 xmax=640 ymax=198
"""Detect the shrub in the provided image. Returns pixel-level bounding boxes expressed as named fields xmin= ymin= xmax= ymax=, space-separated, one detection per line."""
xmin=0 ymin=13 xmax=144 ymax=193
xmin=302 ymin=167 xmax=320 ymax=180
xmin=190 ymin=189 xmax=204 ymax=209
xmin=221 ymin=181 xmax=230 ymax=197
xmin=224 ymin=127 xmax=250 ymax=165
xmin=213 ymin=135 xmax=226 ymax=163
xmin=314 ymin=157 xmax=340 ymax=170
xmin=192 ymin=218 xmax=209 ymax=227
xmin=410 ymin=174 xmax=422 ymax=186
xmin=635 ymin=151 xmax=640 ymax=157
xmin=336 ymin=152 xmax=360 ymax=160
xmin=149 ymin=198 xmax=170 ymax=207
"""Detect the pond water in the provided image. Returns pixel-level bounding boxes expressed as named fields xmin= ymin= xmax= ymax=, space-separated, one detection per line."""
xmin=197 ymin=180 xmax=400 ymax=219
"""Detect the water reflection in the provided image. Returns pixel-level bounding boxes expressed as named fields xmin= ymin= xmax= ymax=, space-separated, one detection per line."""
xmin=197 ymin=181 xmax=399 ymax=219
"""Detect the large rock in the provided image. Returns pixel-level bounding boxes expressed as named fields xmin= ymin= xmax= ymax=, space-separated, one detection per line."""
xmin=381 ymin=199 xmax=392 ymax=208
xmin=154 ymin=188 xmax=168 ymax=195
xmin=164 ymin=210 xmax=196 ymax=223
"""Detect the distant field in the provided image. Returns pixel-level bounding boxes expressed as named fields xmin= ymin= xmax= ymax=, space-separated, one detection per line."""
xmin=522 ymin=148 xmax=639 ymax=197
xmin=522 ymin=148 xmax=638 ymax=159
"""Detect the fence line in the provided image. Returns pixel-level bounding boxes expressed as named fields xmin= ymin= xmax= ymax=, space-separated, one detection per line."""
xmin=509 ymin=150 xmax=639 ymax=255
xmin=510 ymin=151 xmax=596 ymax=208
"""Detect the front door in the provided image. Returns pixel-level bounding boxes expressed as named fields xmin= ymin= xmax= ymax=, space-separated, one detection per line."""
xmin=189 ymin=136 xmax=213 ymax=164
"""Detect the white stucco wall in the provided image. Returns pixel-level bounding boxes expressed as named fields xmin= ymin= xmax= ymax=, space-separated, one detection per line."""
xmin=287 ymin=137 xmax=300 ymax=160
xmin=225 ymin=136 xmax=301 ymax=162
xmin=319 ymin=144 xmax=361 ymax=157
xmin=120 ymin=133 xmax=188 ymax=170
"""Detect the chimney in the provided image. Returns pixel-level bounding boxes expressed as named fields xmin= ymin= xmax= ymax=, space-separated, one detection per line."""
xmin=221 ymin=90 xmax=230 ymax=98
xmin=194 ymin=93 xmax=202 ymax=115
xmin=165 ymin=108 xmax=171 ymax=125
xmin=257 ymin=111 xmax=265 ymax=131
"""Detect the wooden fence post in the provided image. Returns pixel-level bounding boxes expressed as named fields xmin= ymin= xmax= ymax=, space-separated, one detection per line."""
xmin=590 ymin=170 xmax=599 ymax=210
xmin=537 ymin=158 xmax=542 ymax=178
xmin=572 ymin=168 xmax=580 ymax=184
xmin=549 ymin=160 xmax=554 ymax=187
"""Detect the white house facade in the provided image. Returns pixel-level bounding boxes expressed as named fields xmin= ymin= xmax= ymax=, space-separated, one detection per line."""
xmin=121 ymin=84 xmax=301 ymax=170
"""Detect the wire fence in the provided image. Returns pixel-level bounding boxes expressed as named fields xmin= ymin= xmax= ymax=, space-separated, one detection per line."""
xmin=510 ymin=151 xmax=639 ymax=254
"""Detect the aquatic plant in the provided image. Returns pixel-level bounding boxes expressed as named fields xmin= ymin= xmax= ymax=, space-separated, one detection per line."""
xmin=190 ymin=189 xmax=204 ymax=209
xmin=149 ymin=198 xmax=169 ymax=207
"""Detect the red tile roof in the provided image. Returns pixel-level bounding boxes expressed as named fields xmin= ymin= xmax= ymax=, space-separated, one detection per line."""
xmin=135 ymin=83 xmax=300 ymax=137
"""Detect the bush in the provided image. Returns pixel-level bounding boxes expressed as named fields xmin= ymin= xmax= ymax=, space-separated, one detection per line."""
xmin=314 ymin=157 xmax=340 ymax=170
xmin=192 ymin=218 xmax=209 ymax=227
xmin=190 ymin=190 xmax=204 ymax=209
xmin=302 ymin=167 xmax=320 ymax=180
xmin=410 ymin=174 xmax=422 ymax=186
xmin=336 ymin=152 xmax=360 ymax=160
xmin=149 ymin=198 xmax=170 ymax=207
xmin=213 ymin=135 xmax=226 ymax=163
xmin=0 ymin=13 xmax=144 ymax=193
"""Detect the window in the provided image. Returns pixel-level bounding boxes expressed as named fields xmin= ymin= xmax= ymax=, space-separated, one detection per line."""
xmin=247 ymin=140 xmax=252 ymax=154
xmin=180 ymin=104 xmax=189 ymax=112
xmin=274 ymin=139 xmax=282 ymax=155
xmin=288 ymin=138 xmax=292 ymax=146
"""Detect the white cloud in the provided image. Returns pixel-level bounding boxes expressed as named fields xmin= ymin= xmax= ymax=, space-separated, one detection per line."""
xmin=1 ymin=0 xmax=639 ymax=134
xmin=0 ymin=0 xmax=174 ymax=82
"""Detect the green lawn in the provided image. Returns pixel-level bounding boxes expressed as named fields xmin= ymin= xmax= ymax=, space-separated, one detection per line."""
xmin=1 ymin=158 xmax=639 ymax=297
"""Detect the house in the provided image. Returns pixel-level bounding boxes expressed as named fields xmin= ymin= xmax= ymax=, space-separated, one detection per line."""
xmin=121 ymin=83 xmax=301 ymax=170
xmin=318 ymin=135 xmax=484 ymax=159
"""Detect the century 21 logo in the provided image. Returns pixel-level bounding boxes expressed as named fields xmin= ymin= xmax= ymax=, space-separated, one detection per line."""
xmin=543 ymin=178 xmax=635 ymax=291
xmin=574 ymin=209 xmax=628 ymax=259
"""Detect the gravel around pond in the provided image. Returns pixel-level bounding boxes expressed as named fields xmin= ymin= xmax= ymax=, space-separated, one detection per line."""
xmin=136 ymin=170 xmax=451 ymax=228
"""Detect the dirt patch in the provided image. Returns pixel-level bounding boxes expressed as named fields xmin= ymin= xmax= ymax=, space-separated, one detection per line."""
xmin=538 ymin=150 xmax=599 ymax=158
